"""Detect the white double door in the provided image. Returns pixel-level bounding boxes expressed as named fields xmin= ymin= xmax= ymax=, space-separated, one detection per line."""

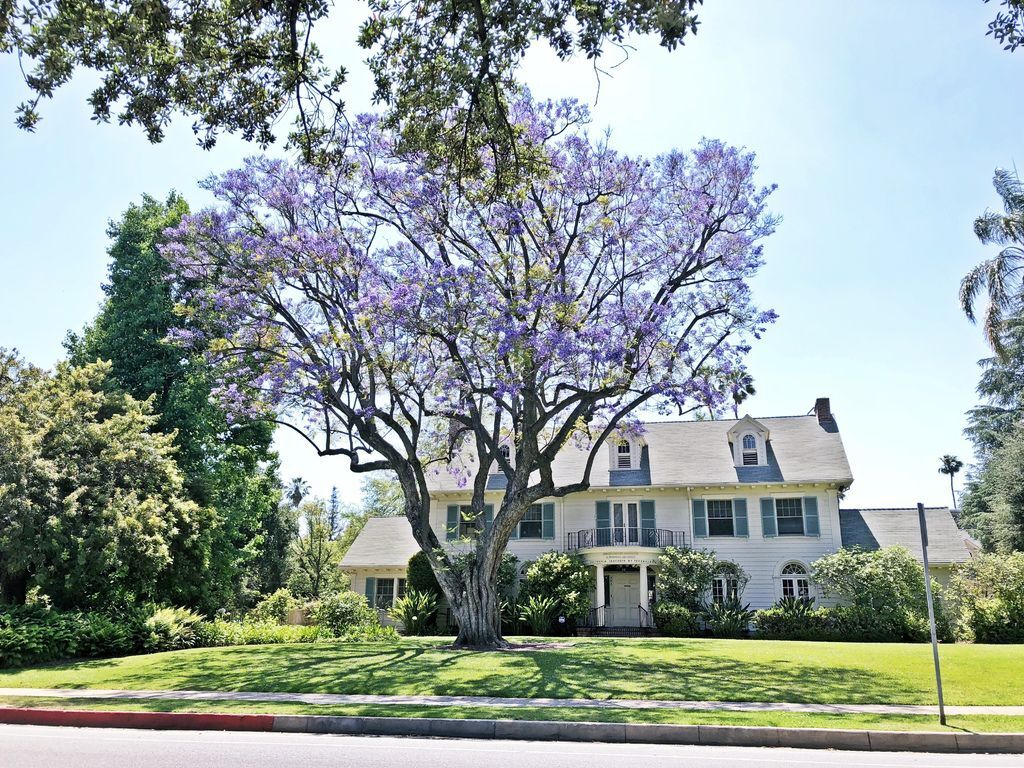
xmin=606 ymin=572 xmax=640 ymax=626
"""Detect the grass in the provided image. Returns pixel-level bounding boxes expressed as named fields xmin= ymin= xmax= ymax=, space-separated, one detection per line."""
xmin=1 ymin=636 xmax=1023 ymax=706
xmin=1 ymin=695 xmax=1022 ymax=733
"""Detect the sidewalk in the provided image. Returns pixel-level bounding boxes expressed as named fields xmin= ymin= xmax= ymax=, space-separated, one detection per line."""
xmin=2 ymin=687 xmax=1022 ymax=716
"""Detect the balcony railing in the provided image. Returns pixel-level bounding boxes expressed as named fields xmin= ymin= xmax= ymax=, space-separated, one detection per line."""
xmin=565 ymin=528 xmax=686 ymax=551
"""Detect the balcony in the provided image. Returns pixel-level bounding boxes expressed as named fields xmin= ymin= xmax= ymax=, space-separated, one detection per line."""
xmin=565 ymin=528 xmax=687 ymax=552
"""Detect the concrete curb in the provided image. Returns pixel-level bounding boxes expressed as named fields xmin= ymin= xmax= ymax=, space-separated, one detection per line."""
xmin=0 ymin=707 xmax=1022 ymax=754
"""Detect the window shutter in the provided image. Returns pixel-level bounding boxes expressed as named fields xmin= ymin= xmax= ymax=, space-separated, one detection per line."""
xmin=542 ymin=503 xmax=555 ymax=539
xmin=803 ymin=497 xmax=820 ymax=537
xmin=446 ymin=505 xmax=459 ymax=540
xmin=484 ymin=504 xmax=494 ymax=530
xmin=692 ymin=499 xmax=707 ymax=538
xmin=734 ymin=498 xmax=749 ymax=537
xmin=364 ymin=577 xmax=377 ymax=606
xmin=760 ymin=498 xmax=777 ymax=537
xmin=595 ymin=500 xmax=611 ymax=529
xmin=640 ymin=500 xmax=656 ymax=530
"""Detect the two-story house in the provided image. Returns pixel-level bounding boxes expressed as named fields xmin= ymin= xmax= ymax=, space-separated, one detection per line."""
xmin=340 ymin=398 xmax=971 ymax=628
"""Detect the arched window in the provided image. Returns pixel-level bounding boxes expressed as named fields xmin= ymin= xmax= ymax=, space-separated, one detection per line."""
xmin=781 ymin=562 xmax=810 ymax=599
xmin=741 ymin=434 xmax=758 ymax=466
xmin=498 ymin=444 xmax=511 ymax=461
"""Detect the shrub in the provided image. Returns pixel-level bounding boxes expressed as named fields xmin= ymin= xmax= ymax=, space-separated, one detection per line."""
xmin=704 ymin=600 xmax=754 ymax=638
xmin=406 ymin=551 xmax=442 ymax=597
xmin=811 ymin=546 xmax=952 ymax=642
xmin=249 ymin=589 xmax=299 ymax=625
xmin=946 ymin=553 xmax=1024 ymax=643
xmin=144 ymin=607 xmax=204 ymax=652
xmin=389 ymin=589 xmax=438 ymax=635
xmin=652 ymin=601 xmax=700 ymax=637
xmin=0 ymin=604 xmax=145 ymax=668
xmin=519 ymin=595 xmax=558 ymax=635
xmin=656 ymin=548 xmax=718 ymax=609
xmin=753 ymin=598 xmax=830 ymax=640
xmin=520 ymin=552 xmax=593 ymax=621
xmin=309 ymin=591 xmax=376 ymax=634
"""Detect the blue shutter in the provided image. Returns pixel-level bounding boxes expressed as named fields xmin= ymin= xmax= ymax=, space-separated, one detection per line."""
xmin=803 ymin=497 xmax=820 ymax=537
xmin=640 ymin=500 xmax=656 ymax=529
xmin=484 ymin=504 xmax=494 ymax=530
xmin=692 ymin=499 xmax=707 ymax=538
xmin=596 ymin=500 xmax=611 ymax=546
xmin=542 ymin=503 xmax=555 ymax=539
xmin=364 ymin=577 xmax=377 ymax=607
xmin=760 ymin=498 xmax=777 ymax=537
xmin=734 ymin=499 xmax=749 ymax=537
xmin=446 ymin=505 xmax=459 ymax=540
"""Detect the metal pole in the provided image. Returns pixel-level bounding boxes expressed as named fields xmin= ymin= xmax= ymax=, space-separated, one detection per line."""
xmin=918 ymin=502 xmax=946 ymax=726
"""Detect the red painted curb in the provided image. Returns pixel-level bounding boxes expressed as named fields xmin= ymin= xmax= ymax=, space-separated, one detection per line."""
xmin=0 ymin=707 xmax=275 ymax=732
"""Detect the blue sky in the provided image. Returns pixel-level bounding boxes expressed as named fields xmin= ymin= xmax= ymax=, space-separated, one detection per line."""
xmin=0 ymin=1 xmax=1019 ymax=509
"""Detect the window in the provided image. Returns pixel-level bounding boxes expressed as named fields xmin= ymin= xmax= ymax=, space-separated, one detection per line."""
xmin=397 ymin=578 xmax=407 ymax=600
xmin=616 ymin=441 xmax=632 ymax=469
xmin=374 ymin=578 xmax=395 ymax=609
xmin=711 ymin=574 xmax=739 ymax=605
xmin=498 ymin=444 xmax=512 ymax=466
xmin=781 ymin=563 xmax=810 ymax=599
xmin=775 ymin=498 xmax=805 ymax=536
xmin=741 ymin=434 xmax=758 ymax=466
xmin=519 ymin=504 xmax=543 ymax=539
xmin=707 ymin=499 xmax=735 ymax=536
xmin=458 ymin=505 xmax=483 ymax=537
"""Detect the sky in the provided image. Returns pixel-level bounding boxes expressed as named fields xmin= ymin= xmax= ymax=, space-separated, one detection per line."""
xmin=0 ymin=1 xmax=1019 ymax=510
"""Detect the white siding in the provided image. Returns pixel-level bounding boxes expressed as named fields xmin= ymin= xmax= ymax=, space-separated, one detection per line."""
xmin=429 ymin=485 xmax=843 ymax=609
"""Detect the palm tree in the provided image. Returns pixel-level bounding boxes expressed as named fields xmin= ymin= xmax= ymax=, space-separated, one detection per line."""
xmin=286 ymin=477 xmax=310 ymax=509
xmin=725 ymin=371 xmax=757 ymax=419
xmin=961 ymin=168 xmax=1024 ymax=358
xmin=938 ymin=455 xmax=964 ymax=511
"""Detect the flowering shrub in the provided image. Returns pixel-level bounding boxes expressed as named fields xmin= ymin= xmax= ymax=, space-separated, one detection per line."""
xmin=520 ymin=552 xmax=594 ymax=623
xmin=309 ymin=591 xmax=377 ymax=635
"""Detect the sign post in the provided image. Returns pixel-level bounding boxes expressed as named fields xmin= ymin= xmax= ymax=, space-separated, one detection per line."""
xmin=918 ymin=502 xmax=946 ymax=726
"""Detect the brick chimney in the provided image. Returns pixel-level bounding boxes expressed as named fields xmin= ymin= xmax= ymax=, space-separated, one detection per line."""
xmin=814 ymin=397 xmax=832 ymax=424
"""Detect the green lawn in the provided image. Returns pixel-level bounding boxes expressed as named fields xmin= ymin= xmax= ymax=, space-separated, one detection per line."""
xmin=0 ymin=695 xmax=1022 ymax=733
xmin=1 ymin=637 xmax=1022 ymax=706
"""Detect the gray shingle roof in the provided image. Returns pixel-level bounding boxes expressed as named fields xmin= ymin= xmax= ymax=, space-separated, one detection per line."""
xmin=428 ymin=415 xmax=853 ymax=491
xmin=339 ymin=517 xmax=418 ymax=569
xmin=839 ymin=508 xmax=972 ymax=564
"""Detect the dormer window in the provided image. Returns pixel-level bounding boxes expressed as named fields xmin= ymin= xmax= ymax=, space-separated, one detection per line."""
xmin=728 ymin=416 xmax=768 ymax=468
xmin=608 ymin=437 xmax=642 ymax=471
xmin=741 ymin=434 xmax=758 ymax=466
xmin=616 ymin=442 xmax=632 ymax=469
xmin=493 ymin=443 xmax=513 ymax=472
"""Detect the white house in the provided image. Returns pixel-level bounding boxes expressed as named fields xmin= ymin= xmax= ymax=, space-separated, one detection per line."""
xmin=340 ymin=398 xmax=972 ymax=629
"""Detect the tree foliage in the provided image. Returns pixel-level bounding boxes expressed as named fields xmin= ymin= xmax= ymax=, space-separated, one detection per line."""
xmin=65 ymin=194 xmax=288 ymax=610
xmin=0 ymin=356 xmax=212 ymax=609
xmin=946 ymin=551 xmax=1024 ymax=642
xmin=288 ymin=499 xmax=345 ymax=599
xmin=2 ymin=0 xmax=703 ymax=179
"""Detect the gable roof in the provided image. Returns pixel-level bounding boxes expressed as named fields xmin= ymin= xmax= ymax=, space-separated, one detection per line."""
xmin=428 ymin=414 xmax=853 ymax=492
xmin=339 ymin=517 xmax=418 ymax=569
xmin=839 ymin=508 xmax=972 ymax=565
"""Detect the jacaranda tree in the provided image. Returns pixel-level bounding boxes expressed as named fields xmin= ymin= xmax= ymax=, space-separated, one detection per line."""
xmin=163 ymin=95 xmax=777 ymax=647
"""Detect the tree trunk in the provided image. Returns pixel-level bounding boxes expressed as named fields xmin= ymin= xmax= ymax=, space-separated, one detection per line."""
xmin=449 ymin=565 xmax=508 ymax=649
xmin=950 ymin=475 xmax=957 ymax=511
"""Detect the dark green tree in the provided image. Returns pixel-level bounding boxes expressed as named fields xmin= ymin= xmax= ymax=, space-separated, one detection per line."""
xmin=0 ymin=356 xmax=214 ymax=608
xmin=66 ymin=194 xmax=287 ymax=610
xmin=2 ymin=0 xmax=703 ymax=183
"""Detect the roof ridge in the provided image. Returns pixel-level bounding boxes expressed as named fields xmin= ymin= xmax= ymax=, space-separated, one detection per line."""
xmin=841 ymin=507 xmax=949 ymax=512
xmin=640 ymin=414 xmax=815 ymax=425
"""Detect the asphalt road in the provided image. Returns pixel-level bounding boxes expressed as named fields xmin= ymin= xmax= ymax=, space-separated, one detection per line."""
xmin=1 ymin=725 xmax=1021 ymax=768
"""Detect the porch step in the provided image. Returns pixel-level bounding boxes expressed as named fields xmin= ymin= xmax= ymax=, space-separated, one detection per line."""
xmin=575 ymin=626 xmax=655 ymax=638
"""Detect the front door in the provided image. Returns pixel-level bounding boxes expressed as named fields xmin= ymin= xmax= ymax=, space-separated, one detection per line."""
xmin=607 ymin=572 xmax=640 ymax=626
